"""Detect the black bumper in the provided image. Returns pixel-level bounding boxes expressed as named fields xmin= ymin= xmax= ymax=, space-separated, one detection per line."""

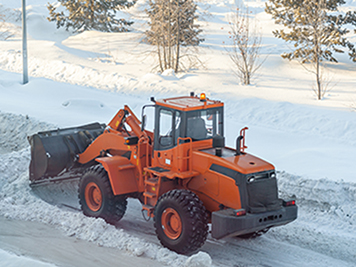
xmin=211 ymin=205 xmax=298 ymax=239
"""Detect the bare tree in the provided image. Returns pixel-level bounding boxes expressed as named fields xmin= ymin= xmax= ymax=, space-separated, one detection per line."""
xmin=226 ymin=6 xmax=265 ymax=85
xmin=145 ymin=0 xmax=204 ymax=73
xmin=0 ymin=5 xmax=14 ymax=40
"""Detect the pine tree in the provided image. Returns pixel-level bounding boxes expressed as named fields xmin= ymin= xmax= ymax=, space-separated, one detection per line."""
xmin=145 ymin=0 xmax=203 ymax=72
xmin=47 ymin=0 xmax=134 ymax=33
xmin=265 ymin=0 xmax=356 ymax=100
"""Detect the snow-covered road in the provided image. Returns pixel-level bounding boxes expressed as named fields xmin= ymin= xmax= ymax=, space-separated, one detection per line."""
xmin=0 ymin=216 xmax=161 ymax=267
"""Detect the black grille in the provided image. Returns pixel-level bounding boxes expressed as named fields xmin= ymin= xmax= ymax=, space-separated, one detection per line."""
xmin=246 ymin=172 xmax=282 ymax=213
xmin=209 ymin=165 xmax=282 ymax=213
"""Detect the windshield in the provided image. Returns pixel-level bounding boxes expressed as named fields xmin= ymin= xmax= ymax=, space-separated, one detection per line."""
xmin=186 ymin=108 xmax=223 ymax=140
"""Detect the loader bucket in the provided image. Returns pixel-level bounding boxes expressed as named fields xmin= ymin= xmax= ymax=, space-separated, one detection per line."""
xmin=28 ymin=123 xmax=105 ymax=182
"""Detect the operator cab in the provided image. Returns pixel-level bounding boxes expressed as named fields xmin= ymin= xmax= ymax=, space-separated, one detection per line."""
xmin=152 ymin=93 xmax=224 ymax=151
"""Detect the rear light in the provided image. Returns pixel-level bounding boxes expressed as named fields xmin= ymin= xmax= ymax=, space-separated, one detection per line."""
xmin=283 ymin=200 xmax=296 ymax=207
xmin=234 ymin=209 xmax=246 ymax=216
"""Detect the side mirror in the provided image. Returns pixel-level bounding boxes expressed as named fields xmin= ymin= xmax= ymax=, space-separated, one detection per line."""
xmin=141 ymin=114 xmax=147 ymax=132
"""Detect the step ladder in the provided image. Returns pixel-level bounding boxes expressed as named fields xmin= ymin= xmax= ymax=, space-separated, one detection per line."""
xmin=142 ymin=175 xmax=161 ymax=217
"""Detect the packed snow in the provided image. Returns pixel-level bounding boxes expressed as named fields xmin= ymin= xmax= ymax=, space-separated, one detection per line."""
xmin=0 ymin=0 xmax=356 ymax=266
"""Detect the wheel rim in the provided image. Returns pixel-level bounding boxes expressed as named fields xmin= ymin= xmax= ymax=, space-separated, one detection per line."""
xmin=85 ymin=182 xmax=102 ymax=212
xmin=161 ymin=207 xmax=182 ymax=239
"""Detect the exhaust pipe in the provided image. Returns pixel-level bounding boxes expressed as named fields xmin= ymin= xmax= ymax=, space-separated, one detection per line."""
xmin=213 ymin=135 xmax=225 ymax=157
xmin=235 ymin=135 xmax=244 ymax=156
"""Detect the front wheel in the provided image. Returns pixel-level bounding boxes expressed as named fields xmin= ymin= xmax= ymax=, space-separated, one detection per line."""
xmin=154 ymin=189 xmax=208 ymax=254
xmin=78 ymin=165 xmax=127 ymax=225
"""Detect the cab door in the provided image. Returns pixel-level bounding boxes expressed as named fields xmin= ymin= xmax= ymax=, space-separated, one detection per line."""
xmin=153 ymin=107 xmax=182 ymax=170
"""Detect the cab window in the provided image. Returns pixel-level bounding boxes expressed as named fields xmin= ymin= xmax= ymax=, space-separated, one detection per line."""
xmin=159 ymin=109 xmax=173 ymax=147
xmin=158 ymin=109 xmax=182 ymax=147
xmin=186 ymin=108 xmax=223 ymax=140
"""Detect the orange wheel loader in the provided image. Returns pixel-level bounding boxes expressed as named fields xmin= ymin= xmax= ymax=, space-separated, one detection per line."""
xmin=28 ymin=92 xmax=297 ymax=254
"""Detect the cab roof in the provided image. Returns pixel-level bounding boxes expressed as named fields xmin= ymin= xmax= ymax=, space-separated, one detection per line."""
xmin=155 ymin=95 xmax=224 ymax=111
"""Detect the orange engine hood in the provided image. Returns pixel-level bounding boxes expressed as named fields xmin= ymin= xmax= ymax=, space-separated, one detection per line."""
xmin=192 ymin=147 xmax=275 ymax=175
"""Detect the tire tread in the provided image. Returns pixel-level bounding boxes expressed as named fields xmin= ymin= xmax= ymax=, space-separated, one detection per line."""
xmin=154 ymin=189 xmax=208 ymax=254
xmin=78 ymin=165 xmax=127 ymax=225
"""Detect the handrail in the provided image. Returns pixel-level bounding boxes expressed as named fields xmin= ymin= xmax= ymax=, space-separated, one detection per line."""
xmin=239 ymin=127 xmax=248 ymax=153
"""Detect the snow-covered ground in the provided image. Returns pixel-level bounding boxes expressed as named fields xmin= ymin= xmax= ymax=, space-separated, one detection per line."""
xmin=0 ymin=248 xmax=55 ymax=267
xmin=0 ymin=0 xmax=355 ymax=266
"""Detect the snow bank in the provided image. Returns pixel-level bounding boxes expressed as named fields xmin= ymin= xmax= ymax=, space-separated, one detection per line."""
xmin=225 ymin=98 xmax=356 ymax=147
xmin=274 ymin=171 xmax=356 ymax=263
xmin=0 ymin=112 xmax=54 ymax=154
xmin=278 ymin=171 xmax=356 ymax=225
xmin=0 ymin=49 xmax=138 ymax=93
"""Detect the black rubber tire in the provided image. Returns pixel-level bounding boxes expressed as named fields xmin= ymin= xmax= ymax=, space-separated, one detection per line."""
xmin=237 ymin=228 xmax=269 ymax=239
xmin=154 ymin=189 xmax=208 ymax=254
xmin=78 ymin=165 xmax=127 ymax=225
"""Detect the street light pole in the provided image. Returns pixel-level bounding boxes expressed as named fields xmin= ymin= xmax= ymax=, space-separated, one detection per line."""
xmin=22 ymin=0 xmax=28 ymax=84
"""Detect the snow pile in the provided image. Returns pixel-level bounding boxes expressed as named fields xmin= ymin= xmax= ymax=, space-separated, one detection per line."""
xmin=185 ymin=251 xmax=212 ymax=267
xmin=273 ymin=171 xmax=356 ymax=263
xmin=0 ymin=112 xmax=54 ymax=154
xmin=278 ymin=171 xmax=356 ymax=227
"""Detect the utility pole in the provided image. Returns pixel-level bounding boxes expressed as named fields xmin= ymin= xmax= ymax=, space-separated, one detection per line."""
xmin=22 ymin=0 xmax=28 ymax=84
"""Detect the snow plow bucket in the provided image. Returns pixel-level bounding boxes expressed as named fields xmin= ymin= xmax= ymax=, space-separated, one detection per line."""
xmin=28 ymin=123 xmax=105 ymax=182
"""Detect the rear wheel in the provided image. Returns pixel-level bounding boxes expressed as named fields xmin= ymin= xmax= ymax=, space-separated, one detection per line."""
xmin=78 ymin=165 xmax=127 ymax=225
xmin=154 ymin=189 xmax=208 ymax=254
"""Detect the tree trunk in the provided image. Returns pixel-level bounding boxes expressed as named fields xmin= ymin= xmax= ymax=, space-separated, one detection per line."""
xmin=158 ymin=42 xmax=163 ymax=72
xmin=160 ymin=11 xmax=167 ymax=70
xmin=242 ymin=52 xmax=249 ymax=85
xmin=315 ymin=27 xmax=321 ymax=100
xmin=167 ymin=1 xmax=172 ymax=69
xmin=175 ymin=5 xmax=180 ymax=73
xmin=316 ymin=58 xmax=321 ymax=100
